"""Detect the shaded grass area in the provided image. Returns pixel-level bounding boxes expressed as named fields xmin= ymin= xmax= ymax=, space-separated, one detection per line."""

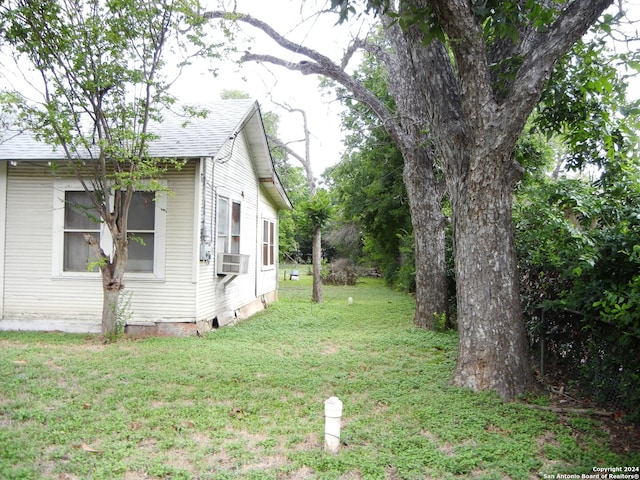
xmin=1 ymin=274 xmax=638 ymax=479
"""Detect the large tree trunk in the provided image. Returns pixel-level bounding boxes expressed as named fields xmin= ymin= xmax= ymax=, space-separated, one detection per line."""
xmin=402 ymin=150 xmax=448 ymax=328
xmin=385 ymin=19 xmax=449 ymax=328
xmin=205 ymin=0 xmax=612 ymax=397
xmin=311 ymin=227 xmax=323 ymax=303
xmin=448 ymin=149 xmax=534 ymax=398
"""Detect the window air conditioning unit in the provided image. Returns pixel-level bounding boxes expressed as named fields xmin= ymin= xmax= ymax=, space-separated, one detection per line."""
xmin=217 ymin=253 xmax=250 ymax=275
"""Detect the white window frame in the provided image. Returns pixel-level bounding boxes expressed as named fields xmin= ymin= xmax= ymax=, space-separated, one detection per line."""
xmin=216 ymin=195 xmax=242 ymax=255
xmin=52 ymin=180 xmax=166 ymax=280
xmin=262 ymin=218 xmax=276 ymax=270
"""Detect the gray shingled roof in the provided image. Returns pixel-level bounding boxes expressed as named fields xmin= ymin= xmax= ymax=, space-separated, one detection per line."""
xmin=0 ymin=99 xmax=292 ymax=210
xmin=0 ymin=99 xmax=257 ymax=160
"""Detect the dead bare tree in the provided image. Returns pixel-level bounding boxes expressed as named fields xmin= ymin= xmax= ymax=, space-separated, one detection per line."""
xmin=267 ymin=102 xmax=323 ymax=303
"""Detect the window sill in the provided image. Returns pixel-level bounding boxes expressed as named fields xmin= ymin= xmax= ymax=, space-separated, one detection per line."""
xmin=52 ymin=272 xmax=166 ymax=282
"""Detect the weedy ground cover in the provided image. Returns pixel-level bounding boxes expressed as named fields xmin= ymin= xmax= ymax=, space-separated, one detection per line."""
xmin=1 ymin=273 xmax=638 ymax=479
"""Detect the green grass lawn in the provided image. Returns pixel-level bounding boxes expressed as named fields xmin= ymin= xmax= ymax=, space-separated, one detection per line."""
xmin=1 ymin=273 xmax=638 ymax=479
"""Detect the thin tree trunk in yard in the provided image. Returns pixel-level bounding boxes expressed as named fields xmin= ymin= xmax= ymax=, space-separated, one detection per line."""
xmin=100 ymin=257 xmax=127 ymax=335
xmin=85 ymin=231 xmax=127 ymax=336
xmin=102 ymin=287 xmax=122 ymax=336
xmin=311 ymin=228 xmax=322 ymax=303
xmin=266 ymin=107 xmax=323 ymax=304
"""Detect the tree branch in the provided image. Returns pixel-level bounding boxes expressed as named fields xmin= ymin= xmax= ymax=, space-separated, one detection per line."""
xmin=204 ymin=10 xmax=402 ymax=146
xmin=341 ymin=37 xmax=390 ymax=68
xmin=268 ymin=100 xmax=316 ymax=195
xmin=502 ymin=0 xmax=614 ymax=135
xmin=429 ymin=0 xmax=494 ymax=118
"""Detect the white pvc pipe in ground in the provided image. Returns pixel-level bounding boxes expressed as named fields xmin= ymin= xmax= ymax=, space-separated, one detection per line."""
xmin=324 ymin=396 xmax=343 ymax=453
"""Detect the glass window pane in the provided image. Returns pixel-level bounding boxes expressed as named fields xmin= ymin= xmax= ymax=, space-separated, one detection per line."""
xmin=231 ymin=202 xmax=241 ymax=235
xmin=217 ymin=198 xmax=229 ymax=235
xmin=230 ymin=236 xmax=240 ymax=254
xmin=128 ymin=192 xmax=155 ymax=231
xmin=217 ymin=235 xmax=228 ymax=253
xmin=127 ymin=233 xmax=154 ymax=272
xmin=65 ymin=191 xmax=100 ymax=230
xmin=64 ymin=232 xmax=99 ymax=272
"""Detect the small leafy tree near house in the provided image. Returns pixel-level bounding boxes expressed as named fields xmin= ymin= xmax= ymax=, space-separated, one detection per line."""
xmin=0 ymin=0 xmax=213 ymax=336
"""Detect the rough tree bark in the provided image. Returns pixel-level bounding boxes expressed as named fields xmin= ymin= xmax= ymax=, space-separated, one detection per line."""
xmin=383 ymin=17 xmax=448 ymax=327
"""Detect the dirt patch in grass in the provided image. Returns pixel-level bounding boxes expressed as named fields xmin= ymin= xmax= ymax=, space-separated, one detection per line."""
xmin=437 ymin=441 xmax=457 ymax=457
xmin=536 ymin=430 xmax=560 ymax=450
xmin=577 ymin=415 xmax=640 ymax=455
xmin=321 ymin=341 xmax=340 ymax=355
xmin=239 ymin=453 xmax=290 ymax=475
xmin=279 ymin=466 xmax=316 ymax=479
xmin=124 ymin=472 xmax=150 ymax=480
xmin=165 ymin=448 xmax=197 ymax=474
xmin=292 ymin=432 xmax=321 ymax=451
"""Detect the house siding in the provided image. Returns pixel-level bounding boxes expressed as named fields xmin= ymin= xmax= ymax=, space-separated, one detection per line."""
xmin=0 ymin=162 xmax=7 ymax=318
xmin=0 ymin=161 xmax=198 ymax=331
xmin=0 ymin=100 xmax=290 ymax=335
xmin=194 ymin=130 xmax=279 ymax=327
xmin=126 ymin=160 xmax=197 ymax=322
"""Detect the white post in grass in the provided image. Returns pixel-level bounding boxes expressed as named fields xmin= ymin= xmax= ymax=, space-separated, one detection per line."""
xmin=324 ymin=396 xmax=343 ymax=453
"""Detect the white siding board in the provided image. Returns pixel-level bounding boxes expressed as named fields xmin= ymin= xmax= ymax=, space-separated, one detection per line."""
xmin=190 ymin=134 xmax=282 ymax=325
xmin=1 ymin=161 xmax=199 ymax=327
xmin=204 ymin=130 xmax=269 ymax=322
xmin=194 ymin=158 xmax=216 ymax=321
xmin=3 ymin=165 xmax=104 ymax=322
xmin=0 ymin=162 xmax=7 ymax=317
xmin=123 ymin=161 xmax=198 ymax=322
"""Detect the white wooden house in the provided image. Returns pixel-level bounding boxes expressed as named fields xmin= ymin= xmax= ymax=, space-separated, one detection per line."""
xmin=0 ymin=99 xmax=291 ymax=335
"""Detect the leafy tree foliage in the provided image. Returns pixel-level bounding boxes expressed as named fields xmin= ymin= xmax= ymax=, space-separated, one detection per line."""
xmin=515 ymin=38 xmax=640 ymax=418
xmin=327 ymin=45 xmax=416 ymax=289
xmin=535 ymin=39 xmax=640 ymax=170
xmin=329 ymin=135 xmax=414 ymax=287
xmin=515 ymin=164 xmax=640 ymax=419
